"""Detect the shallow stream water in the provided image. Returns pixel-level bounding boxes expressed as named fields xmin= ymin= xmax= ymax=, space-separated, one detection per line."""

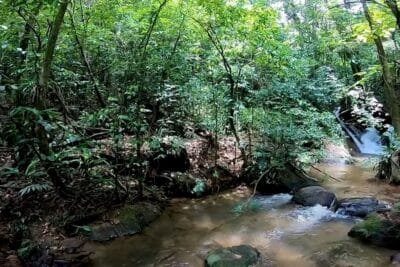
xmin=87 ymin=158 xmax=400 ymax=267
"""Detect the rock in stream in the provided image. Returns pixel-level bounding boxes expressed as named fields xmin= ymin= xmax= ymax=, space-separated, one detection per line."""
xmin=89 ymin=202 xmax=161 ymax=242
xmin=205 ymin=245 xmax=265 ymax=267
xmin=336 ymin=197 xmax=391 ymax=217
xmin=293 ymin=186 xmax=336 ymax=208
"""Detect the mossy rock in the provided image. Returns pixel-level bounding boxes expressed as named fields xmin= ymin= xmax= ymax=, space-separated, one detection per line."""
xmin=90 ymin=202 xmax=161 ymax=241
xmin=348 ymin=214 xmax=400 ymax=249
xmin=205 ymin=245 xmax=261 ymax=267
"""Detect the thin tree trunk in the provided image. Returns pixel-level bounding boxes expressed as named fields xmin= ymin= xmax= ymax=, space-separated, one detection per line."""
xmin=35 ymin=0 xmax=69 ymax=110
xmin=33 ymin=0 xmax=69 ymax=159
xmin=201 ymin=23 xmax=247 ymax=166
xmin=69 ymin=11 xmax=106 ymax=108
xmin=361 ymin=0 xmax=400 ymax=133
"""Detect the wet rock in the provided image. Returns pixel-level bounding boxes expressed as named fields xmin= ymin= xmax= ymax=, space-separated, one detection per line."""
xmin=348 ymin=214 xmax=400 ymax=249
xmin=391 ymin=253 xmax=400 ymax=265
xmin=336 ymin=197 xmax=391 ymax=217
xmin=293 ymin=186 xmax=336 ymax=208
xmin=53 ymin=251 xmax=93 ymax=267
xmin=61 ymin=238 xmax=86 ymax=254
xmin=205 ymin=245 xmax=262 ymax=267
xmin=90 ymin=202 xmax=161 ymax=241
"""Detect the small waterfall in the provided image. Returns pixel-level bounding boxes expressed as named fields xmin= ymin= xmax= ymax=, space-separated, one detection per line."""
xmin=335 ymin=108 xmax=386 ymax=155
xmin=357 ymin=128 xmax=384 ymax=155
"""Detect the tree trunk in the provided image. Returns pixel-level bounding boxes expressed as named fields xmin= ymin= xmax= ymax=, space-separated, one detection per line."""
xmin=361 ymin=0 xmax=400 ymax=133
xmin=385 ymin=0 xmax=400 ymax=30
xmin=33 ymin=0 xmax=69 ymax=159
xmin=35 ymin=0 xmax=69 ymax=110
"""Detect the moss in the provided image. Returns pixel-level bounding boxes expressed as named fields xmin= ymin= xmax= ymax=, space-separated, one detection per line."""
xmin=351 ymin=214 xmax=383 ymax=238
xmin=349 ymin=213 xmax=400 ymax=249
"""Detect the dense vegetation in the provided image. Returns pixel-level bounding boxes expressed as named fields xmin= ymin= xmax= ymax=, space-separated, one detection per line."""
xmin=1 ymin=0 xmax=400 ymax=265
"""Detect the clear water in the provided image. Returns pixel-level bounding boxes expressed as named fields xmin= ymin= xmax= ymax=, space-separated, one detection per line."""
xmin=86 ymin=159 xmax=400 ymax=267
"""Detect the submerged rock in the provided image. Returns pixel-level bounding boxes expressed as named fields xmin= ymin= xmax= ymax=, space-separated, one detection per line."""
xmin=348 ymin=214 xmax=400 ymax=249
xmin=336 ymin=197 xmax=391 ymax=217
xmin=90 ymin=202 xmax=161 ymax=241
xmin=293 ymin=186 xmax=336 ymax=208
xmin=312 ymin=240 xmax=370 ymax=267
xmin=205 ymin=245 xmax=261 ymax=267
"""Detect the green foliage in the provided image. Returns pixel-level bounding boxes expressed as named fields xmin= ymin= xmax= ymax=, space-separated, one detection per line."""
xmin=73 ymin=225 xmax=92 ymax=235
xmin=0 ymin=166 xmax=20 ymax=177
xmin=19 ymin=183 xmax=52 ymax=197
xmin=241 ymin=76 xmax=340 ymax=174
xmin=2 ymin=107 xmax=61 ymax=167
xmin=17 ymin=239 xmax=37 ymax=260
xmin=191 ymin=179 xmax=207 ymax=197
xmin=1 ymin=0 xmax=399 ymax=210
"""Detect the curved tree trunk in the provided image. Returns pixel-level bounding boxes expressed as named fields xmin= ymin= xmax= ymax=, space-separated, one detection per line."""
xmin=361 ymin=0 xmax=400 ymax=134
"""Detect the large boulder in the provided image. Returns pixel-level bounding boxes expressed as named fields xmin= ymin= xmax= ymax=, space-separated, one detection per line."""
xmin=336 ymin=197 xmax=391 ymax=217
xmin=293 ymin=186 xmax=336 ymax=208
xmin=205 ymin=245 xmax=261 ymax=267
xmin=348 ymin=214 xmax=400 ymax=249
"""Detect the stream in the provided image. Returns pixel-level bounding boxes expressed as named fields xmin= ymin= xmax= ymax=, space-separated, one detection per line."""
xmin=86 ymin=156 xmax=400 ymax=267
